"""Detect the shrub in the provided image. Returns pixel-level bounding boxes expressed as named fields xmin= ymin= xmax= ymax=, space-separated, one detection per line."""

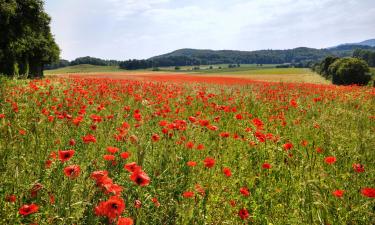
xmin=328 ymin=58 xmax=371 ymax=85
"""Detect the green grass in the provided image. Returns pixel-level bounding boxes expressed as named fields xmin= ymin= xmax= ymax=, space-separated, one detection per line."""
xmin=45 ymin=64 xmax=123 ymax=75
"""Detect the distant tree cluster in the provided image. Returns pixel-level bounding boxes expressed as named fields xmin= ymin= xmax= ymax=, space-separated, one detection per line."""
xmin=0 ymin=0 xmax=60 ymax=78
xmin=312 ymin=56 xmax=372 ymax=85
xmin=353 ymin=49 xmax=375 ymax=67
xmin=44 ymin=57 xmax=122 ymax=70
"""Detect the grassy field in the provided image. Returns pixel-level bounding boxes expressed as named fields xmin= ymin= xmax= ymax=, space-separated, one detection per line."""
xmin=45 ymin=64 xmax=123 ymax=74
xmin=0 ymin=77 xmax=374 ymax=224
xmin=46 ymin=64 xmax=329 ymax=84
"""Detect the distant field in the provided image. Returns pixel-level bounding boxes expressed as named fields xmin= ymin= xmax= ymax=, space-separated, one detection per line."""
xmin=45 ymin=64 xmax=123 ymax=74
xmin=46 ymin=64 xmax=329 ymax=84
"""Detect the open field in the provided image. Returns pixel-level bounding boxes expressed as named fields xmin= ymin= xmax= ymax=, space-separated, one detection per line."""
xmin=0 ymin=76 xmax=374 ymax=224
xmin=45 ymin=64 xmax=124 ymax=74
xmin=47 ymin=64 xmax=329 ymax=84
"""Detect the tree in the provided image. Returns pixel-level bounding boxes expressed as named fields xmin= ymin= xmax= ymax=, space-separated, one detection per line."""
xmin=319 ymin=56 xmax=339 ymax=78
xmin=0 ymin=0 xmax=60 ymax=78
xmin=328 ymin=58 xmax=371 ymax=85
xmin=353 ymin=49 xmax=375 ymax=67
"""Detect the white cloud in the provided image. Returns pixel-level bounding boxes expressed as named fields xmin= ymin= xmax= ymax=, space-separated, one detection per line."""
xmin=45 ymin=0 xmax=375 ymax=60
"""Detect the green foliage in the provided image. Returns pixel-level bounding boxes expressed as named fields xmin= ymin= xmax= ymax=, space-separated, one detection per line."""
xmin=353 ymin=49 xmax=375 ymax=67
xmin=319 ymin=56 xmax=339 ymax=78
xmin=328 ymin=58 xmax=371 ymax=85
xmin=0 ymin=0 xmax=60 ymax=78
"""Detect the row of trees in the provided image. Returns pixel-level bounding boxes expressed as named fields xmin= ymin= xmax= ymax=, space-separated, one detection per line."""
xmin=312 ymin=56 xmax=372 ymax=85
xmin=0 ymin=0 xmax=60 ymax=78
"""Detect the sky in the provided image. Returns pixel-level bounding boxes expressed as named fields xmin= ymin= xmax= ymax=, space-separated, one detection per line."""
xmin=44 ymin=0 xmax=375 ymax=61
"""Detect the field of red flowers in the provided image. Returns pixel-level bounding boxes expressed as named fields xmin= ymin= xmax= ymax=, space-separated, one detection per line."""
xmin=0 ymin=77 xmax=374 ymax=224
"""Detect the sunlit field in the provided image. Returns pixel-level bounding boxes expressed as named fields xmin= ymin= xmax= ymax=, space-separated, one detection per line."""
xmin=1 ymin=77 xmax=374 ymax=225
xmin=46 ymin=65 xmax=328 ymax=84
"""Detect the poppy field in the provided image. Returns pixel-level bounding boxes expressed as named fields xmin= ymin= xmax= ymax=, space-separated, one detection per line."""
xmin=0 ymin=77 xmax=374 ymax=224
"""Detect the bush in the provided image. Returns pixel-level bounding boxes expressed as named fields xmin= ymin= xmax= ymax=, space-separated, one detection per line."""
xmin=328 ymin=58 xmax=371 ymax=85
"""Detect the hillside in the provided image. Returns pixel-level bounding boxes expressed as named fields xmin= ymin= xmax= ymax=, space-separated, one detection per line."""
xmin=44 ymin=64 xmax=122 ymax=74
xmin=141 ymin=43 xmax=375 ymax=69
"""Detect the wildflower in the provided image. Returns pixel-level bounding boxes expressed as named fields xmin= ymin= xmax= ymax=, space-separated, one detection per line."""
xmin=103 ymin=155 xmax=116 ymax=161
xmin=64 ymin=165 xmax=81 ymax=178
xmin=95 ymin=196 xmax=125 ymax=219
xmin=120 ymin=152 xmax=130 ymax=159
xmin=283 ymin=142 xmax=293 ymax=151
xmin=107 ymin=146 xmax=119 ymax=154
xmin=182 ymin=191 xmax=194 ymax=198
xmin=240 ymin=187 xmax=250 ymax=197
xmin=361 ymin=188 xmax=375 ymax=198
xmin=118 ymin=217 xmax=134 ymax=225
xmin=203 ymin=157 xmax=215 ymax=168
xmin=58 ymin=150 xmax=75 ymax=162
xmin=187 ymin=161 xmax=197 ymax=167
xmin=19 ymin=203 xmax=39 ymax=216
xmin=262 ymin=163 xmax=272 ymax=169
xmin=151 ymin=134 xmax=160 ymax=142
xmin=352 ymin=163 xmax=365 ymax=173
xmin=82 ymin=134 xmax=96 ymax=143
xmin=5 ymin=195 xmax=16 ymax=203
xmin=222 ymin=167 xmax=232 ymax=177
xmin=332 ymin=190 xmax=345 ymax=198
xmin=130 ymin=169 xmax=150 ymax=186
xmin=124 ymin=162 xmax=140 ymax=172
xmin=238 ymin=208 xmax=249 ymax=220
xmin=324 ymin=156 xmax=336 ymax=165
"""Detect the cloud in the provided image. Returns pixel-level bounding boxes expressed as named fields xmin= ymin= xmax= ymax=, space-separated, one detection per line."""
xmin=44 ymin=0 xmax=375 ymax=60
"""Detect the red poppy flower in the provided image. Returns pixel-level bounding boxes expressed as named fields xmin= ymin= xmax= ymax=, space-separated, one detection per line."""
xmin=332 ymin=189 xmax=345 ymax=198
xmin=120 ymin=152 xmax=130 ymax=159
xmin=151 ymin=197 xmax=160 ymax=207
xmin=63 ymin=165 xmax=81 ymax=178
xmin=196 ymin=144 xmax=205 ymax=150
xmin=124 ymin=162 xmax=140 ymax=172
xmin=0 ymin=114 xmax=5 ymax=119
xmin=186 ymin=141 xmax=194 ymax=149
xmin=151 ymin=134 xmax=160 ymax=142
xmin=107 ymin=146 xmax=119 ymax=154
xmin=118 ymin=217 xmax=134 ymax=225
xmin=69 ymin=139 xmax=76 ymax=146
xmin=283 ymin=142 xmax=293 ymax=151
xmin=5 ymin=194 xmax=16 ymax=203
xmin=130 ymin=169 xmax=150 ymax=186
xmin=361 ymin=187 xmax=375 ymax=198
xmin=352 ymin=163 xmax=365 ymax=173
xmin=103 ymin=155 xmax=116 ymax=161
xmin=182 ymin=191 xmax=194 ymax=198
xmin=203 ymin=157 xmax=215 ymax=168
xmin=187 ymin=161 xmax=197 ymax=167
xmin=82 ymin=134 xmax=96 ymax=143
xmin=134 ymin=200 xmax=142 ymax=208
xmin=222 ymin=167 xmax=232 ymax=177
xmin=19 ymin=203 xmax=39 ymax=216
xmin=95 ymin=196 xmax=125 ymax=219
xmin=240 ymin=187 xmax=250 ymax=197
xmin=262 ymin=163 xmax=272 ymax=169
xmin=220 ymin=132 xmax=230 ymax=138
xmin=238 ymin=208 xmax=249 ymax=220
xmin=324 ymin=156 xmax=336 ymax=165
xmin=58 ymin=150 xmax=75 ymax=162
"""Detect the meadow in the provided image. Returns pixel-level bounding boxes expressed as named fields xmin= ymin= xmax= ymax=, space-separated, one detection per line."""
xmin=45 ymin=64 xmax=328 ymax=84
xmin=0 ymin=76 xmax=374 ymax=225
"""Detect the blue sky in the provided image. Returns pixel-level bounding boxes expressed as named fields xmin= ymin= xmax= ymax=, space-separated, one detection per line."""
xmin=44 ymin=0 xmax=375 ymax=60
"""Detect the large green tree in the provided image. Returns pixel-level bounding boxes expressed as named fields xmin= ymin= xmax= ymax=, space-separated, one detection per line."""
xmin=0 ymin=0 xmax=60 ymax=78
xmin=328 ymin=58 xmax=371 ymax=85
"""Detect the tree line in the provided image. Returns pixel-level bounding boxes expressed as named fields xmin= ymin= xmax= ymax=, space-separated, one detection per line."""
xmin=44 ymin=57 xmax=121 ymax=70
